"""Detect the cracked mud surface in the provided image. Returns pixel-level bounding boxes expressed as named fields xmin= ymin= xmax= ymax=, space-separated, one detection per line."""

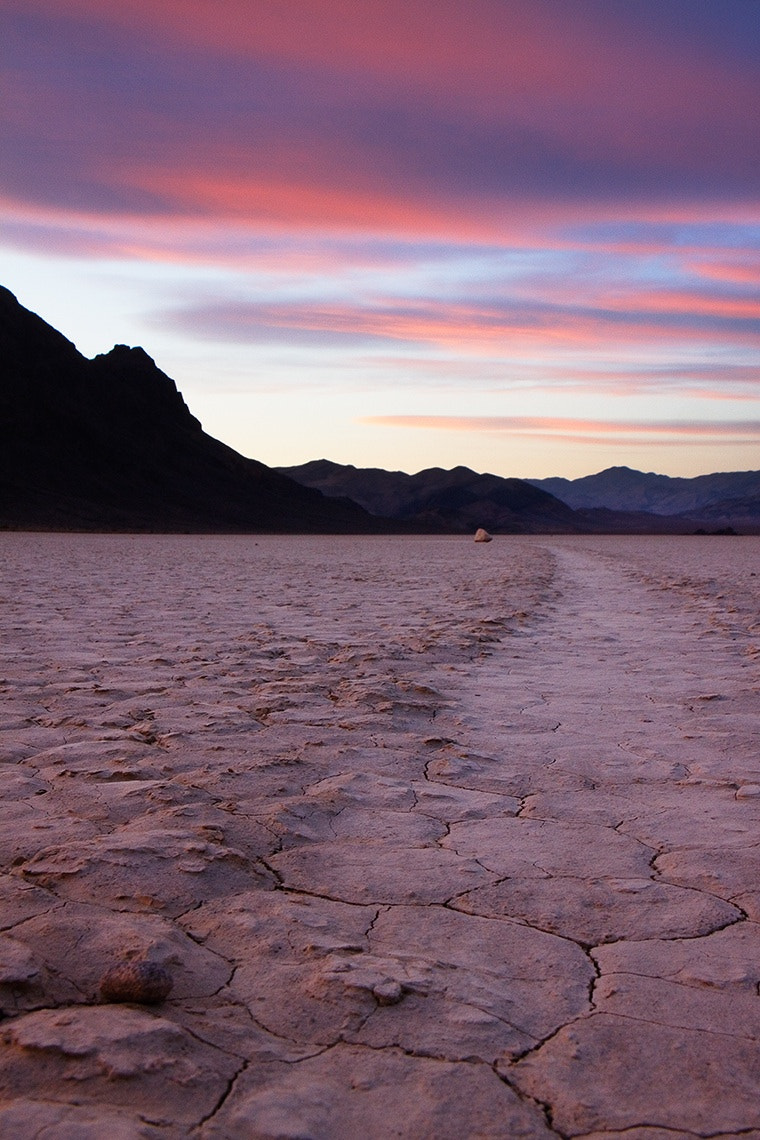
xmin=1 ymin=532 xmax=758 ymax=1138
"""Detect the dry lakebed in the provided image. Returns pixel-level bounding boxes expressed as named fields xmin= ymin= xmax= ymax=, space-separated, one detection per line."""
xmin=1 ymin=532 xmax=759 ymax=1138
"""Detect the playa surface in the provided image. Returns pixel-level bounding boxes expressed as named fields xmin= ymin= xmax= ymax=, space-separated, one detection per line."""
xmin=1 ymin=533 xmax=759 ymax=1139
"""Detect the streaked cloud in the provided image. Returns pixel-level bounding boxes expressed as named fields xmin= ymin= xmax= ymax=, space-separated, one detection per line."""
xmin=167 ymin=287 xmax=760 ymax=353
xmin=686 ymin=261 xmax=760 ymax=287
xmin=3 ymin=2 xmax=758 ymax=228
xmin=363 ymin=415 xmax=760 ymax=446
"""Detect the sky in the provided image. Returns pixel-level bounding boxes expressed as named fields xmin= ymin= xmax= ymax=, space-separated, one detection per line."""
xmin=2 ymin=0 xmax=759 ymax=479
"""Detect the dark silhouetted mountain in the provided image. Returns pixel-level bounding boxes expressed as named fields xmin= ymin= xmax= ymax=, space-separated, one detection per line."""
xmin=278 ymin=460 xmax=586 ymax=533
xmin=528 ymin=465 xmax=760 ymax=518
xmin=0 ymin=286 xmax=378 ymax=532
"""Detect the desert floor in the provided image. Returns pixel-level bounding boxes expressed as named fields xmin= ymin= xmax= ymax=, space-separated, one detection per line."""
xmin=1 ymin=533 xmax=759 ymax=1139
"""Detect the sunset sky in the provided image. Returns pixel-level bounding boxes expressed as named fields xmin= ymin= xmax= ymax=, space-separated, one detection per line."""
xmin=2 ymin=0 xmax=759 ymax=478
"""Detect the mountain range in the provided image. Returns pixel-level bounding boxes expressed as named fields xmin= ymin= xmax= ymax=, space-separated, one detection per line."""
xmin=2 ymin=284 xmax=757 ymax=534
xmin=528 ymin=467 xmax=760 ymax=525
xmin=279 ymin=460 xmax=759 ymax=534
xmin=277 ymin=460 xmax=584 ymax=533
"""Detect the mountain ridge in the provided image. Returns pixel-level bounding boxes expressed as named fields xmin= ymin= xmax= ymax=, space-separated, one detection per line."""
xmin=527 ymin=464 xmax=760 ymax=524
xmin=0 ymin=286 xmax=379 ymax=533
xmin=278 ymin=460 xmax=758 ymax=534
xmin=277 ymin=459 xmax=584 ymax=533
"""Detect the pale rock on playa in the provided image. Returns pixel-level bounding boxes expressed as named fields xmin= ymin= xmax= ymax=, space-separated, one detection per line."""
xmin=0 ymin=532 xmax=758 ymax=1137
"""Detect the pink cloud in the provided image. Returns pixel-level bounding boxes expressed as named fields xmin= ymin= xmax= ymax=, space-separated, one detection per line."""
xmin=360 ymin=356 xmax=760 ymax=399
xmin=120 ymin=168 xmax=496 ymax=240
xmin=172 ymin=293 xmax=760 ymax=356
xmin=687 ymin=261 xmax=760 ymax=287
xmin=362 ymin=415 xmax=760 ymax=446
xmin=11 ymin=0 xmax=756 ymax=137
xmin=5 ymin=1 xmax=758 ymax=237
xmin=592 ymin=290 xmax=760 ymax=322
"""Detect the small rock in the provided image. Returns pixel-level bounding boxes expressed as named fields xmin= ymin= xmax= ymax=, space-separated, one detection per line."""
xmin=373 ymin=980 xmax=404 ymax=1005
xmin=474 ymin=528 xmax=493 ymax=543
xmin=100 ymin=960 xmax=173 ymax=1005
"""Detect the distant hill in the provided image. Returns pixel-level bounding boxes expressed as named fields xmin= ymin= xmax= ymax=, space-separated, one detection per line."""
xmin=282 ymin=459 xmax=759 ymax=535
xmin=279 ymin=460 xmax=594 ymax=534
xmin=528 ymin=465 xmax=760 ymax=522
xmin=0 ymin=286 xmax=378 ymax=532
